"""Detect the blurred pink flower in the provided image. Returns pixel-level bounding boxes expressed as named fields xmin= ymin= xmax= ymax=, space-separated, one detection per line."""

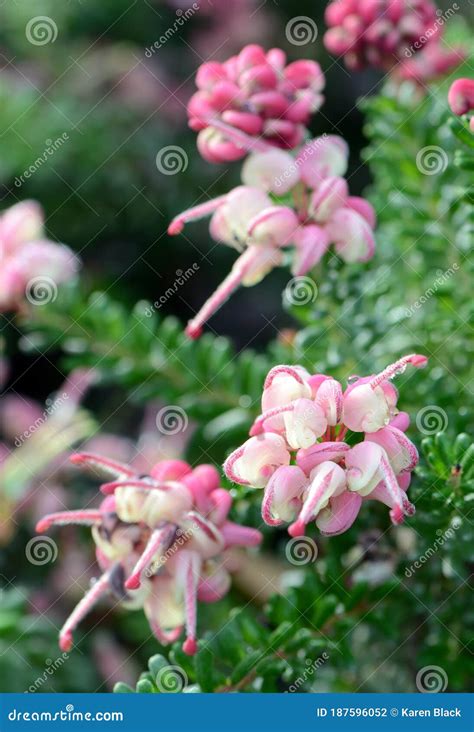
xmin=188 ymin=45 xmax=325 ymax=163
xmin=324 ymin=0 xmax=463 ymax=83
xmin=36 ymin=456 xmax=262 ymax=656
xmin=0 ymin=369 xmax=96 ymax=544
xmin=0 ymin=200 xmax=79 ymax=311
xmin=448 ymin=78 xmax=474 ymax=132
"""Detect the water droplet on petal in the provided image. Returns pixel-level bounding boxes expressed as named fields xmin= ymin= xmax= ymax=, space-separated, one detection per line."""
xmin=347 ymin=374 xmax=360 ymax=385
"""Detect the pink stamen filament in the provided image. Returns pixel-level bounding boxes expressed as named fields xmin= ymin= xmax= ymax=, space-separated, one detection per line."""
xmin=264 ymin=365 xmax=306 ymax=390
xmin=379 ymin=455 xmax=410 ymax=524
xmin=150 ymin=622 xmax=183 ymax=645
xmin=36 ymin=510 xmax=103 ymax=533
xmin=261 ymin=483 xmax=284 ymax=526
xmin=168 ymin=194 xmax=228 ymax=235
xmin=70 ymin=452 xmax=136 ymax=480
xmin=289 ymin=468 xmax=334 ymax=537
xmin=203 ymin=116 xmax=275 ymax=153
xmin=223 ymin=445 xmax=251 ymax=486
xmin=250 ymin=403 xmax=295 ymax=436
xmin=389 ymin=428 xmax=419 ymax=471
xmin=181 ymin=552 xmax=201 ymax=656
xmin=370 ymin=354 xmax=427 ymax=390
xmin=186 ymin=247 xmax=268 ymax=339
xmin=125 ymin=525 xmax=176 ymax=590
xmin=59 ymin=570 xmax=111 ymax=652
xmin=100 ymin=479 xmax=159 ymax=495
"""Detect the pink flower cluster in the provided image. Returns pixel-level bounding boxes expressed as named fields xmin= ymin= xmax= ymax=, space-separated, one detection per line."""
xmin=36 ymin=455 xmax=262 ymax=655
xmin=224 ymin=354 xmax=427 ymax=538
xmin=169 ymin=136 xmax=376 ymax=338
xmin=323 ymin=0 xmax=462 ymax=82
xmin=0 ymin=201 xmax=79 ymax=311
xmin=448 ymin=78 xmax=474 ymax=132
xmin=188 ymin=44 xmax=325 ymax=162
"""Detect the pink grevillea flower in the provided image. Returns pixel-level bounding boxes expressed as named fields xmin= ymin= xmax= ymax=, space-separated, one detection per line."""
xmin=169 ymin=137 xmax=376 ymax=338
xmin=448 ymin=78 xmax=474 ymax=133
xmin=397 ymin=43 xmax=465 ymax=86
xmin=188 ymin=45 xmax=325 ymax=163
xmin=323 ymin=0 xmax=461 ymax=78
xmin=0 ymin=201 xmax=79 ymax=311
xmin=36 ymin=455 xmax=262 ymax=656
xmin=224 ymin=355 xmax=427 ymax=538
